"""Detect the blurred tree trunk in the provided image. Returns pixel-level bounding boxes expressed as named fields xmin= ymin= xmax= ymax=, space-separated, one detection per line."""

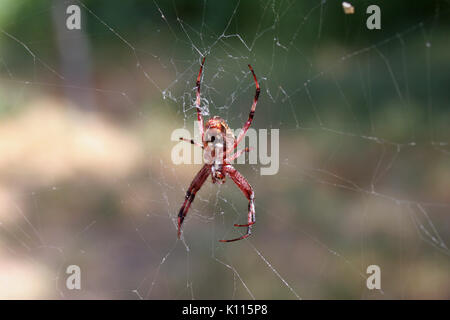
xmin=52 ymin=1 xmax=95 ymax=111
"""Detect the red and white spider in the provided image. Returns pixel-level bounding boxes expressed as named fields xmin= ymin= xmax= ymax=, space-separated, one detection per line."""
xmin=177 ymin=57 xmax=260 ymax=242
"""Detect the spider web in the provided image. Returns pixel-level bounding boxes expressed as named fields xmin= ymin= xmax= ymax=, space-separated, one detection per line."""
xmin=0 ymin=0 xmax=449 ymax=299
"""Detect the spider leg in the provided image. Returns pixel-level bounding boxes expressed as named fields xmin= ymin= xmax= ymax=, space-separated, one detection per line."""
xmin=219 ymin=165 xmax=255 ymax=242
xmin=226 ymin=147 xmax=251 ymax=163
xmin=233 ymin=64 xmax=260 ymax=150
xmin=196 ymin=57 xmax=206 ymax=144
xmin=179 ymin=137 xmax=204 ymax=149
xmin=177 ymin=164 xmax=211 ymax=238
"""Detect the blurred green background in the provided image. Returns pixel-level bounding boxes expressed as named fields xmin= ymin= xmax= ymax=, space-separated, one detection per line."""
xmin=0 ymin=0 xmax=449 ymax=299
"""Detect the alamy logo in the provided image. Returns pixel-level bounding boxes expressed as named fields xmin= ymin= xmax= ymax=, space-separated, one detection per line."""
xmin=66 ymin=265 xmax=81 ymax=290
xmin=366 ymin=265 xmax=381 ymax=290
xmin=66 ymin=5 xmax=81 ymax=30
xmin=366 ymin=5 xmax=381 ymax=30
xmin=171 ymin=122 xmax=279 ymax=175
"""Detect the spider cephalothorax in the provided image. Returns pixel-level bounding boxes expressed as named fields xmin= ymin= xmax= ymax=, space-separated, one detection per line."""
xmin=204 ymin=116 xmax=235 ymax=184
xmin=178 ymin=57 xmax=260 ymax=242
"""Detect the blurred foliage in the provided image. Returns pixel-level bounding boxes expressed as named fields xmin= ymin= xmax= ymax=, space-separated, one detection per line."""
xmin=0 ymin=0 xmax=449 ymax=299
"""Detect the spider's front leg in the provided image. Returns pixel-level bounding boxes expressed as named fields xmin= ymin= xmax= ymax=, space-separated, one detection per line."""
xmin=179 ymin=137 xmax=204 ymax=149
xmin=177 ymin=164 xmax=211 ymax=238
xmin=220 ymin=165 xmax=255 ymax=242
xmin=196 ymin=57 xmax=206 ymax=144
xmin=233 ymin=64 xmax=260 ymax=151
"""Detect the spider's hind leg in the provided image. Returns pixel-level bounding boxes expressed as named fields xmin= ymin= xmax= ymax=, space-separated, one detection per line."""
xmin=177 ymin=164 xmax=211 ymax=238
xmin=219 ymin=165 xmax=255 ymax=242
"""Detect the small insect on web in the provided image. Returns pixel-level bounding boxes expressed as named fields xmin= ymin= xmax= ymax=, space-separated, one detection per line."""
xmin=177 ymin=57 xmax=260 ymax=242
xmin=342 ymin=2 xmax=355 ymax=15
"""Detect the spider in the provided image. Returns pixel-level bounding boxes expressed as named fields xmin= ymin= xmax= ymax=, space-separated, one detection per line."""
xmin=177 ymin=57 xmax=260 ymax=242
